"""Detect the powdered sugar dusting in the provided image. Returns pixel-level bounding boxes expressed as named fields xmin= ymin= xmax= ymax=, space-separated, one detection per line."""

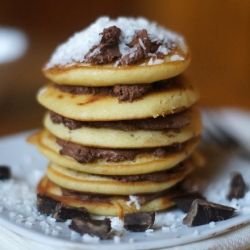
xmin=45 ymin=16 xmax=186 ymax=69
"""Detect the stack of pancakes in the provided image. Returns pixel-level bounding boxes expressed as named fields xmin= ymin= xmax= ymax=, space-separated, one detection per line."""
xmin=28 ymin=17 xmax=202 ymax=217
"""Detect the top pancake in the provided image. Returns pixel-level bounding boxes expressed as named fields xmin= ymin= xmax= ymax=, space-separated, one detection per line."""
xmin=43 ymin=53 xmax=190 ymax=87
xmin=43 ymin=17 xmax=190 ymax=86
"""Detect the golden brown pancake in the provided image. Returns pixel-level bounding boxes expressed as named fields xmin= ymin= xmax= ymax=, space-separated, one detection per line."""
xmin=37 ymin=78 xmax=199 ymax=121
xmin=43 ymin=52 xmax=190 ymax=86
xmin=46 ymin=155 xmax=197 ymax=195
xmin=28 ymin=129 xmax=200 ymax=175
xmin=43 ymin=107 xmax=202 ymax=148
xmin=37 ymin=176 xmax=181 ymax=216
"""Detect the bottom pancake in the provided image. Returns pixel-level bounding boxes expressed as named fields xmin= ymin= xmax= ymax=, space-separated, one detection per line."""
xmin=37 ymin=176 xmax=183 ymax=216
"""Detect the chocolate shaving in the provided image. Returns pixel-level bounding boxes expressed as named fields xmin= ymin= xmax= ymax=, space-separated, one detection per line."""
xmin=227 ymin=172 xmax=245 ymax=200
xmin=0 ymin=166 xmax=11 ymax=180
xmin=182 ymin=199 xmax=235 ymax=226
xmin=69 ymin=217 xmax=111 ymax=239
xmin=37 ymin=194 xmax=60 ymax=215
xmin=172 ymin=192 xmax=206 ymax=213
xmin=124 ymin=212 xmax=155 ymax=231
xmin=52 ymin=203 xmax=90 ymax=222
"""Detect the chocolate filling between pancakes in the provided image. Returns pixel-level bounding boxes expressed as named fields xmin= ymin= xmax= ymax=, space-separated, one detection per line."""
xmin=50 ymin=110 xmax=190 ymax=131
xmin=60 ymin=183 xmax=181 ymax=205
xmin=54 ymin=76 xmax=182 ymax=102
xmin=57 ymin=138 xmax=183 ymax=163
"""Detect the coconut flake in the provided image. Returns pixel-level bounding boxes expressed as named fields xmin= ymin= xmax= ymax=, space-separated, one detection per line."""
xmin=45 ymin=16 xmax=185 ymax=69
xmin=126 ymin=195 xmax=141 ymax=210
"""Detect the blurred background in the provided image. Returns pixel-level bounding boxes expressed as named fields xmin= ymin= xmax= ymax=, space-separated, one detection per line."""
xmin=0 ymin=0 xmax=249 ymax=136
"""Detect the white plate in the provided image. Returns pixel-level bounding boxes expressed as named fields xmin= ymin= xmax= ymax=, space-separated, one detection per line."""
xmin=0 ymin=130 xmax=250 ymax=250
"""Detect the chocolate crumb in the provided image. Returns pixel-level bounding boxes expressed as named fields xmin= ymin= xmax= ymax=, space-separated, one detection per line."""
xmin=182 ymin=199 xmax=235 ymax=227
xmin=172 ymin=192 xmax=206 ymax=213
xmin=227 ymin=172 xmax=245 ymax=200
xmin=52 ymin=203 xmax=90 ymax=222
xmin=124 ymin=212 xmax=155 ymax=232
xmin=37 ymin=194 xmax=60 ymax=215
xmin=69 ymin=217 xmax=111 ymax=239
xmin=0 ymin=166 xmax=11 ymax=180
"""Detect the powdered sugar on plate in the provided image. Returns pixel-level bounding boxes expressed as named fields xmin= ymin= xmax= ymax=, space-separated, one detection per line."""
xmin=45 ymin=16 xmax=186 ymax=69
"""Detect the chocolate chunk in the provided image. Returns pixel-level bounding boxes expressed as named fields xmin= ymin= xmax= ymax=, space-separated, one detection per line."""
xmin=124 ymin=212 xmax=155 ymax=232
xmin=182 ymin=199 xmax=235 ymax=226
xmin=69 ymin=217 xmax=111 ymax=239
xmin=52 ymin=203 xmax=90 ymax=222
xmin=0 ymin=166 xmax=11 ymax=180
xmin=227 ymin=172 xmax=245 ymax=200
xmin=37 ymin=194 xmax=60 ymax=215
xmin=84 ymin=26 xmax=121 ymax=64
xmin=119 ymin=29 xmax=162 ymax=65
xmin=172 ymin=192 xmax=206 ymax=213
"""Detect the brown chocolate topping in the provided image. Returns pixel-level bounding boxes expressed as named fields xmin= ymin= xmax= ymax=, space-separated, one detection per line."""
xmin=83 ymin=26 xmax=169 ymax=65
xmin=50 ymin=109 xmax=190 ymax=131
xmin=119 ymin=29 xmax=162 ymax=66
xmin=84 ymin=26 xmax=121 ymax=64
xmin=54 ymin=76 xmax=179 ymax=102
xmin=57 ymin=138 xmax=182 ymax=163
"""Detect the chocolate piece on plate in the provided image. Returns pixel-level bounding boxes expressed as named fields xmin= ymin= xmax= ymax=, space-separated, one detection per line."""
xmin=52 ymin=203 xmax=90 ymax=222
xmin=183 ymin=199 xmax=235 ymax=227
xmin=0 ymin=166 xmax=11 ymax=180
xmin=227 ymin=172 xmax=245 ymax=200
xmin=124 ymin=212 xmax=155 ymax=232
xmin=69 ymin=217 xmax=111 ymax=239
xmin=37 ymin=194 xmax=60 ymax=215
xmin=172 ymin=192 xmax=206 ymax=213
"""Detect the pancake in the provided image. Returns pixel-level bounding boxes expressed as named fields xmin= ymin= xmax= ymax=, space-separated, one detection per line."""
xmin=28 ymin=129 xmax=200 ymax=175
xmin=46 ymin=155 xmax=197 ymax=195
xmin=37 ymin=77 xmax=199 ymax=121
xmin=43 ymin=17 xmax=190 ymax=86
xmin=44 ymin=107 xmax=201 ymax=148
xmin=43 ymin=53 xmax=190 ymax=87
xmin=37 ymin=176 xmax=181 ymax=216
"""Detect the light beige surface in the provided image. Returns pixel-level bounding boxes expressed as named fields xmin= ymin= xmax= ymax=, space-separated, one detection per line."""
xmin=37 ymin=78 xmax=199 ymax=121
xmin=37 ymin=176 xmax=178 ymax=216
xmin=44 ymin=108 xmax=202 ymax=148
xmin=28 ymin=129 xmax=200 ymax=175
xmin=46 ymin=157 xmax=196 ymax=195
xmin=43 ymin=50 xmax=190 ymax=86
